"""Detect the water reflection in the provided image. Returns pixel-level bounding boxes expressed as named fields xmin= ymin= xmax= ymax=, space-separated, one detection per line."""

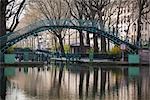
xmin=0 ymin=68 xmax=7 ymax=100
xmin=0 ymin=64 xmax=150 ymax=100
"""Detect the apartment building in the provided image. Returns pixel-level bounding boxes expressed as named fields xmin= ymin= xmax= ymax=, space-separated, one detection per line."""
xmin=108 ymin=0 xmax=150 ymax=46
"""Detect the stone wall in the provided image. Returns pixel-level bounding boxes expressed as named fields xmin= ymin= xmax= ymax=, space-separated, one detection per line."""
xmin=139 ymin=49 xmax=150 ymax=63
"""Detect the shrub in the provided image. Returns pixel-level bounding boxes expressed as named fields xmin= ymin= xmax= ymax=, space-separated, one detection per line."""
xmin=64 ymin=45 xmax=70 ymax=53
xmin=109 ymin=45 xmax=121 ymax=55
xmin=7 ymin=45 xmax=16 ymax=54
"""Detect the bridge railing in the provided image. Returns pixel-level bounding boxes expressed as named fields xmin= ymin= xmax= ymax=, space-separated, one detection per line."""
xmin=0 ymin=19 xmax=137 ymax=53
xmin=0 ymin=19 xmax=123 ymax=43
xmin=2 ymin=19 xmax=103 ymax=42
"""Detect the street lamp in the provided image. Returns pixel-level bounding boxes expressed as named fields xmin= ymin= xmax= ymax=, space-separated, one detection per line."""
xmin=133 ymin=23 xmax=136 ymax=45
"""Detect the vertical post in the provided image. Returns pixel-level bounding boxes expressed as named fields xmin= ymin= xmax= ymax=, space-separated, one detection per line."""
xmin=68 ymin=30 xmax=70 ymax=45
xmin=120 ymin=44 xmax=126 ymax=62
xmin=0 ymin=51 xmax=3 ymax=62
xmin=76 ymin=30 xmax=77 ymax=45
xmin=133 ymin=23 xmax=136 ymax=45
xmin=121 ymin=50 xmax=124 ymax=62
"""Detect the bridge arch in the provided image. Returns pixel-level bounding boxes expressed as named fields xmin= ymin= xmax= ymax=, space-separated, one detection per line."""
xmin=0 ymin=19 xmax=138 ymax=53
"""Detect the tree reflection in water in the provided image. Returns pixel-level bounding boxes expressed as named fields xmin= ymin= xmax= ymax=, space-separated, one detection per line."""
xmin=93 ymin=67 xmax=99 ymax=98
xmin=79 ymin=68 xmax=85 ymax=99
xmin=49 ymin=62 xmax=65 ymax=98
xmin=0 ymin=68 xmax=7 ymax=100
xmin=100 ymin=68 xmax=106 ymax=97
xmin=0 ymin=64 xmax=149 ymax=100
xmin=85 ymin=69 xmax=90 ymax=97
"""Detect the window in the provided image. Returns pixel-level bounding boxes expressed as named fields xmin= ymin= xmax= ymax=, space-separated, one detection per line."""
xmin=133 ymin=23 xmax=136 ymax=32
xmin=124 ymin=8 xmax=126 ymax=13
xmin=120 ymin=8 xmax=123 ymax=14
xmin=120 ymin=25 xmax=123 ymax=32
xmin=124 ymin=26 xmax=126 ymax=30
xmin=127 ymin=6 xmax=130 ymax=12
xmin=121 ymin=20 xmax=123 ymax=24
xmin=127 ymin=16 xmax=130 ymax=22
xmin=124 ymin=16 xmax=126 ymax=23
xmin=145 ymin=22 xmax=148 ymax=30
xmin=141 ymin=24 xmax=143 ymax=31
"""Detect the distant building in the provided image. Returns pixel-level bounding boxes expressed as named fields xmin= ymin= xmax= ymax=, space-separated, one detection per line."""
xmin=108 ymin=0 xmax=150 ymax=46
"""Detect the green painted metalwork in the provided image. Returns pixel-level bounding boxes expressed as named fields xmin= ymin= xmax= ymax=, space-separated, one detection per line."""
xmin=4 ymin=54 xmax=16 ymax=76
xmin=23 ymin=52 xmax=29 ymax=61
xmin=128 ymin=67 xmax=139 ymax=76
xmin=0 ymin=19 xmax=138 ymax=53
xmin=128 ymin=54 xmax=140 ymax=64
xmin=4 ymin=68 xmax=16 ymax=77
xmin=4 ymin=54 xmax=16 ymax=64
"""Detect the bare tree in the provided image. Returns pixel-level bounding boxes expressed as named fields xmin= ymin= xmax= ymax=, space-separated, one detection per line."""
xmin=6 ymin=0 xmax=26 ymax=32
xmin=103 ymin=1 xmax=116 ymax=51
xmin=87 ymin=0 xmax=110 ymax=53
xmin=82 ymin=0 xmax=99 ymax=53
xmin=28 ymin=0 xmax=70 ymax=53
xmin=65 ymin=0 xmax=86 ymax=53
xmin=134 ymin=0 xmax=150 ymax=46
xmin=65 ymin=0 xmax=111 ymax=53
xmin=0 ymin=0 xmax=26 ymax=61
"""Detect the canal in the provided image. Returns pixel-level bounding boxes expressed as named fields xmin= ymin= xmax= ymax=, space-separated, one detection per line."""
xmin=0 ymin=63 xmax=150 ymax=100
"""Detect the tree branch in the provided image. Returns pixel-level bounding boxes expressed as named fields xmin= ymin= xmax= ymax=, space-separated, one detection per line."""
xmin=9 ymin=0 xmax=26 ymax=31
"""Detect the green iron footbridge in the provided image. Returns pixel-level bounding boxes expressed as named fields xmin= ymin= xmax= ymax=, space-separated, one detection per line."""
xmin=0 ymin=19 xmax=138 ymax=53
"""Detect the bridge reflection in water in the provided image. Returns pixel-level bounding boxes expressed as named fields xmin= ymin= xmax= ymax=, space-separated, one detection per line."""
xmin=0 ymin=63 xmax=150 ymax=100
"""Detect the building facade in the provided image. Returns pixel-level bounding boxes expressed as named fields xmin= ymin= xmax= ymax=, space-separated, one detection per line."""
xmin=108 ymin=0 xmax=150 ymax=46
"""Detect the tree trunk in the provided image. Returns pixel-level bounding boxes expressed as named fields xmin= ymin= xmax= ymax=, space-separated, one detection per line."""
xmin=107 ymin=39 xmax=110 ymax=51
xmin=86 ymin=70 xmax=90 ymax=96
xmin=0 ymin=0 xmax=7 ymax=62
xmin=86 ymin=32 xmax=90 ymax=46
xmin=116 ymin=0 xmax=121 ymax=36
xmin=54 ymin=37 xmax=58 ymax=51
xmin=101 ymin=36 xmax=106 ymax=53
xmin=79 ymin=70 xmax=84 ymax=99
xmin=100 ymin=68 xmax=106 ymax=96
xmin=136 ymin=12 xmax=142 ymax=47
xmin=107 ymin=26 xmax=111 ymax=51
xmin=79 ymin=30 xmax=84 ymax=53
xmin=93 ymin=33 xmax=99 ymax=53
xmin=93 ymin=68 xmax=98 ymax=97
xmin=58 ymin=35 xmax=65 ymax=54
xmin=0 ymin=0 xmax=6 ymax=37
xmin=58 ymin=64 xmax=64 ymax=85
xmin=0 ymin=68 xmax=7 ymax=100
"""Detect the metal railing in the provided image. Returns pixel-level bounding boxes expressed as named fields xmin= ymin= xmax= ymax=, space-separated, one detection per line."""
xmin=0 ymin=19 xmax=138 ymax=53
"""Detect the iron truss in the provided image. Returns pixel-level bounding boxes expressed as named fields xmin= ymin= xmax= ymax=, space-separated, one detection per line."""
xmin=0 ymin=19 xmax=138 ymax=53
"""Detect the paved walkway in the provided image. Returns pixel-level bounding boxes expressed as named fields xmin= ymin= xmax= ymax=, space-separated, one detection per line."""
xmin=0 ymin=61 xmax=44 ymax=67
xmin=50 ymin=57 xmax=149 ymax=66
xmin=0 ymin=58 xmax=149 ymax=67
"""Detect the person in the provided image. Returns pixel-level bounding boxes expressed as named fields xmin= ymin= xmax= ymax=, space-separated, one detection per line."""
xmin=15 ymin=56 xmax=19 ymax=62
xmin=20 ymin=55 xmax=24 ymax=62
xmin=89 ymin=48 xmax=94 ymax=62
xmin=31 ymin=58 xmax=34 ymax=62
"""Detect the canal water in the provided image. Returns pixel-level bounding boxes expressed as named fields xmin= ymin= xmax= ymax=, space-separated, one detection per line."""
xmin=0 ymin=63 xmax=150 ymax=100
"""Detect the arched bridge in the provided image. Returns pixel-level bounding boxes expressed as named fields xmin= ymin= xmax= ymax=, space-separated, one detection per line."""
xmin=0 ymin=19 xmax=138 ymax=53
